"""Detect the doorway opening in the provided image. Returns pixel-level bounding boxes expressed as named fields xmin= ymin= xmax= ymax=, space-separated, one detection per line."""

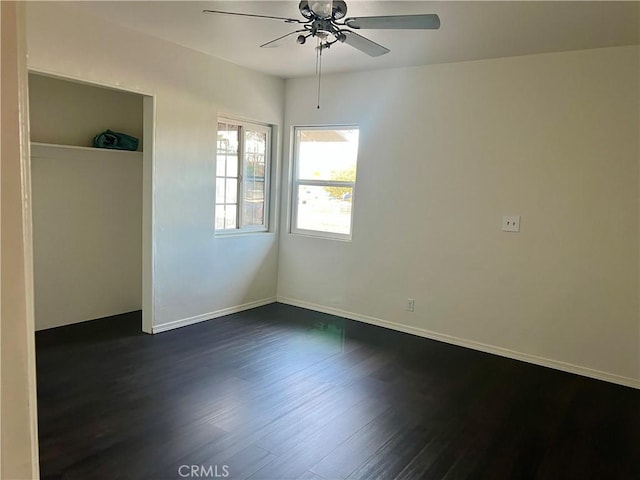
xmin=28 ymin=71 xmax=154 ymax=334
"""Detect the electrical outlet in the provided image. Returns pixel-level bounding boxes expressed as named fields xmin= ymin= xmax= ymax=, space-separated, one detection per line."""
xmin=407 ymin=298 xmax=415 ymax=312
xmin=502 ymin=215 xmax=521 ymax=232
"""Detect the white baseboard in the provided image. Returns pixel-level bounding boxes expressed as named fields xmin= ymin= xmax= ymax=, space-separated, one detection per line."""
xmin=152 ymin=297 xmax=276 ymax=334
xmin=277 ymin=296 xmax=640 ymax=390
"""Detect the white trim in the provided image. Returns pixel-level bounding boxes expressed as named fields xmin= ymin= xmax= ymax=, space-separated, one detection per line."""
xmin=142 ymin=95 xmax=156 ymax=334
xmin=152 ymin=297 xmax=277 ymax=334
xmin=215 ymin=230 xmax=276 ymax=239
xmin=290 ymin=229 xmax=354 ymax=242
xmin=277 ymin=296 xmax=640 ymax=390
xmin=2 ymin=2 xmax=41 ymax=475
xmin=18 ymin=2 xmax=41 ymax=473
xmin=269 ymin=123 xmax=282 ymax=236
xmin=216 ymin=225 xmax=269 ymax=236
xmin=297 ymin=179 xmax=355 ymax=188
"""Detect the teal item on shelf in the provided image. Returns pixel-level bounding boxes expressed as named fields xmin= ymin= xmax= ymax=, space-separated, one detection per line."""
xmin=92 ymin=129 xmax=139 ymax=151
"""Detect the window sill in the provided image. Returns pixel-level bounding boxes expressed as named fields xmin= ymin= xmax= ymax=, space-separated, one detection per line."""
xmin=215 ymin=229 xmax=272 ymax=238
xmin=290 ymin=230 xmax=352 ymax=242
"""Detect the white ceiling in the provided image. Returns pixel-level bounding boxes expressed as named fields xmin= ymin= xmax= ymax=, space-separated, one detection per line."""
xmin=65 ymin=1 xmax=639 ymax=78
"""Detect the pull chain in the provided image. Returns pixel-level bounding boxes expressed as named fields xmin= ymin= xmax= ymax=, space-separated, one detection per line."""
xmin=316 ymin=41 xmax=323 ymax=109
xmin=315 ymin=37 xmax=320 ymax=75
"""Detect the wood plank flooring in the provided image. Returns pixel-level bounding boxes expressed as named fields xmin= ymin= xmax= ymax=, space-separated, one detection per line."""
xmin=36 ymin=303 xmax=640 ymax=479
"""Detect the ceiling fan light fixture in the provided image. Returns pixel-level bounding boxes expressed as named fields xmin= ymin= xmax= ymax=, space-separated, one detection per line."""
xmin=298 ymin=1 xmax=314 ymax=19
xmin=332 ymin=1 xmax=347 ymax=20
xmin=309 ymin=0 xmax=333 ymax=19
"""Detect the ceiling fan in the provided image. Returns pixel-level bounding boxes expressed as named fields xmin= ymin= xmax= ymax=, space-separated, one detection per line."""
xmin=203 ymin=0 xmax=441 ymax=57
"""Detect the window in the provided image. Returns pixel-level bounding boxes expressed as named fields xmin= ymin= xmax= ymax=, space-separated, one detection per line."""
xmin=291 ymin=126 xmax=359 ymax=240
xmin=216 ymin=118 xmax=271 ymax=233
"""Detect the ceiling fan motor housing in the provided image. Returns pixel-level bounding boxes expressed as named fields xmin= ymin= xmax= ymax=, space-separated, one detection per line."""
xmin=311 ymin=19 xmax=337 ymax=38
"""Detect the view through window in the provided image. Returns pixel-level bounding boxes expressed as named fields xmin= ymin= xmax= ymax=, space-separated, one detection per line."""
xmin=292 ymin=126 xmax=359 ymax=239
xmin=216 ymin=119 xmax=270 ymax=232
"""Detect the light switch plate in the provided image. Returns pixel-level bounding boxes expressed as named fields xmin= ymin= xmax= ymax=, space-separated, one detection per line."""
xmin=502 ymin=215 xmax=521 ymax=232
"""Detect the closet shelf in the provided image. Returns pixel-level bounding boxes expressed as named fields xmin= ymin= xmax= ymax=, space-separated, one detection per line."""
xmin=31 ymin=142 xmax=143 ymax=158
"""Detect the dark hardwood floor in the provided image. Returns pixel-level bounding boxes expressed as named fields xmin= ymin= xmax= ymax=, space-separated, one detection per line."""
xmin=36 ymin=303 xmax=639 ymax=480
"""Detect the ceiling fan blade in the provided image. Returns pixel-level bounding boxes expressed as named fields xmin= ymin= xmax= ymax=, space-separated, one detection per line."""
xmin=341 ymin=31 xmax=390 ymax=57
xmin=202 ymin=10 xmax=304 ymax=24
xmin=344 ymin=14 xmax=440 ymax=30
xmin=260 ymin=30 xmax=307 ymax=48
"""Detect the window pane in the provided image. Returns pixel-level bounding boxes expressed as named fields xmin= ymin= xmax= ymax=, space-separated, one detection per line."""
xmin=246 ymin=130 xmax=267 ymax=161
xmin=216 ymin=204 xmax=238 ymax=230
xmin=216 ymin=178 xmax=225 ymax=204
xmin=242 ymin=129 xmax=267 ymax=227
xmin=215 ymin=205 xmax=225 ymax=230
xmin=226 ymin=155 xmax=238 ymax=178
xmin=217 ymin=122 xmax=239 ymax=155
xmin=247 ymin=154 xmax=265 ymax=177
xmin=225 ymin=178 xmax=237 ymax=204
xmin=216 ymin=155 xmax=226 ymax=176
xmin=216 ymin=122 xmax=240 ymax=177
xmin=243 ymin=201 xmax=264 ymax=227
xmin=243 ymin=179 xmax=265 ymax=226
xmin=225 ymin=205 xmax=237 ymax=229
xmin=245 ymin=130 xmax=266 ymax=181
xmin=296 ymin=185 xmax=352 ymax=235
xmin=296 ymin=129 xmax=359 ymax=182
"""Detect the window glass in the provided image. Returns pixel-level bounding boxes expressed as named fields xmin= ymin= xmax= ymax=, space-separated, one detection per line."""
xmin=292 ymin=127 xmax=359 ymax=239
xmin=216 ymin=119 xmax=271 ymax=233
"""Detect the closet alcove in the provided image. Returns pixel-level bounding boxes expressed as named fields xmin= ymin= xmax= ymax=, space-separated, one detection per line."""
xmin=29 ymin=73 xmax=144 ymax=331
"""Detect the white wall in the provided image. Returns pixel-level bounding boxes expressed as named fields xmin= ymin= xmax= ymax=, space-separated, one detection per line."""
xmin=279 ymin=46 xmax=640 ymax=386
xmin=29 ymin=73 xmax=144 ymax=148
xmin=31 ymin=144 xmax=143 ymax=330
xmin=26 ymin=2 xmax=284 ymax=331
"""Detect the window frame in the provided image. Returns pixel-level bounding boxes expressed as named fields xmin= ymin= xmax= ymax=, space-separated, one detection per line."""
xmin=290 ymin=125 xmax=359 ymax=241
xmin=215 ymin=117 xmax=272 ymax=235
